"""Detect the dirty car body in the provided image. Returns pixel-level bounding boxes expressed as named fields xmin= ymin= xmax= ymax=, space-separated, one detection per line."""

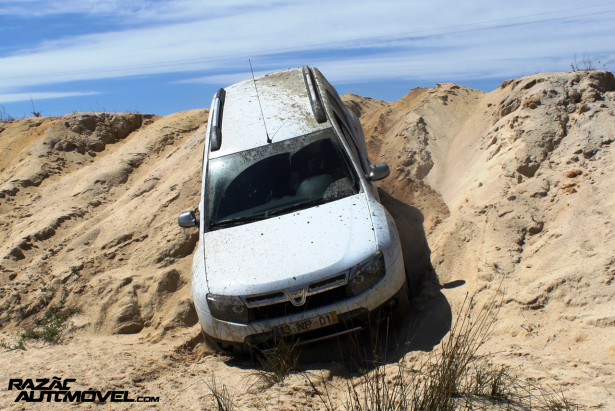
xmin=179 ymin=66 xmax=408 ymax=353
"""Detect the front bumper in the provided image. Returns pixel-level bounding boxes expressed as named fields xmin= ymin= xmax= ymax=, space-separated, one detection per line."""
xmin=196 ymin=257 xmax=406 ymax=351
xmin=245 ymin=280 xmax=408 ymax=350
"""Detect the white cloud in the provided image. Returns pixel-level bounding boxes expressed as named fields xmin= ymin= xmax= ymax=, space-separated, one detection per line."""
xmin=0 ymin=0 xmax=613 ymax=92
xmin=0 ymin=91 xmax=100 ymax=104
xmin=0 ymin=0 xmax=284 ymax=20
xmin=176 ymin=5 xmax=615 ymax=87
xmin=0 ymin=0 xmax=174 ymax=17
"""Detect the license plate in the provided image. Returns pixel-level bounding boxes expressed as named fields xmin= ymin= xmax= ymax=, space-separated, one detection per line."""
xmin=277 ymin=312 xmax=338 ymax=337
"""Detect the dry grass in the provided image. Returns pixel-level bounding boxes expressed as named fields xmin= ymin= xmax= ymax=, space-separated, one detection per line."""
xmin=201 ymin=293 xmax=578 ymax=410
xmin=205 ymin=375 xmax=236 ymax=411
xmin=570 ymin=52 xmax=604 ymax=72
xmin=254 ymin=339 xmax=301 ymax=388
xmin=0 ymin=104 xmax=14 ymax=121
xmin=308 ymin=293 xmax=578 ymax=410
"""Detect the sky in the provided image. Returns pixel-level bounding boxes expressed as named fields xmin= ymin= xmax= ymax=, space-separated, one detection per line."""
xmin=0 ymin=0 xmax=614 ymax=118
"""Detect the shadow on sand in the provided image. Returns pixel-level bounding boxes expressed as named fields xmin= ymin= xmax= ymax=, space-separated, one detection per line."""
xmin=375 ymin=189 xmax=455 ymax=356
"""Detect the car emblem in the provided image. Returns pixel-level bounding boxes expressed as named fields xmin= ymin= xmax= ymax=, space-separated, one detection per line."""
xmin=286 ymin=287 xmax=307 ymax=306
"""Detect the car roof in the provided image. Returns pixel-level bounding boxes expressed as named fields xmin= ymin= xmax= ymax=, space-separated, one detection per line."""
xmin=210 ymin=67 xmax=331 ymax=159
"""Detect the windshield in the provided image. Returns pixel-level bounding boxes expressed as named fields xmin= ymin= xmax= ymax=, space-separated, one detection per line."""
xmin=206 ymin=128 xmax=359 ymax=230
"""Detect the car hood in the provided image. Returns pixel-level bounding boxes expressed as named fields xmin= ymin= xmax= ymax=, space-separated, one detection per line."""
xmin=203 ymin=193 xmax=377 ymax=296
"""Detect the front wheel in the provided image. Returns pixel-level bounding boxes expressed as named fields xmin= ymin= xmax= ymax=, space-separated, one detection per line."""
xmin=203 ymin=330 xmax=249 ymax=357
xmin=405 ymin=264 xmax=426 ymax=301
xmin=393 ymin=279 xmax=411 ymax=322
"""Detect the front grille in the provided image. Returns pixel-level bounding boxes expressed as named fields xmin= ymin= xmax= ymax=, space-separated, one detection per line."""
xmin=245 ymin=292 xmax=285 ymax=307
xmin=308 ymin=273 xmax=346 ymax=293
xmin=242 ymin=270 xmax=351 ymax=322
xmin=249 ymin=284 xmax=350 ymax=322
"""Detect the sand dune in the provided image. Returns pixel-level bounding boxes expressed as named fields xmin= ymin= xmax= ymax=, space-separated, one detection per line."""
xmin=1 ymin=70 xmax=614 ymax=409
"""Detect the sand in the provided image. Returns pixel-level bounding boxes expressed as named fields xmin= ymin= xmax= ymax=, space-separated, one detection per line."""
xmin=1 ymin=70 xmax=614 ymax=409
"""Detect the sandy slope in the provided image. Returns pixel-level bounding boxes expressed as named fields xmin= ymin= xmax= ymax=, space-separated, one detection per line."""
xmin=361 ymin=70 xmax=615 ymax=407
xmin=1 ymin=70 xmax=614 ymax=409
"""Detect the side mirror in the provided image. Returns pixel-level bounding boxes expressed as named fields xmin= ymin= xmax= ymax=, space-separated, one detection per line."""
xmin=368 ymin=162 xmax=390 ymax=181
xmin=178 ymin=211 xmax=198 ymax=228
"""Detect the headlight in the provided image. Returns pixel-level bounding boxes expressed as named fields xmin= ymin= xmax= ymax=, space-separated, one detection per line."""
xmin=206 ymin=294 xmax=249 ymax=323
xmin=347 ymin=251 xmax=386 ymax=296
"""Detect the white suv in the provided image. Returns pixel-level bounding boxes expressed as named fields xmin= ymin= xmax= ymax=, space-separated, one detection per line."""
xmin=179 ymin=66 xmax=409 ymax=353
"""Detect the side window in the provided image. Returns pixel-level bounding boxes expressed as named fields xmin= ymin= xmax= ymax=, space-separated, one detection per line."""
xmin=327 ymin=91 xmax=369 ymax=174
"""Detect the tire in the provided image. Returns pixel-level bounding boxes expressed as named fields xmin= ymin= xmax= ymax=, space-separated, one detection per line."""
xmin=362 ymin=281 xmax=411 ymax=357
xmin=405 ymin=264 xmax=426 ymax=301
xmin=392 ymin=279 xmax=411 ymax=322
xmin=203 ymin=330 xmax=249 ymax=357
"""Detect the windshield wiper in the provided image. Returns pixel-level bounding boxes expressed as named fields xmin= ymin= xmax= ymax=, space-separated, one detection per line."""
xmin=265 ymin=197 xmax=331 ymax=217
xmin=210 ymin=198 xmax=333 ymax=229
xmin=209 ymin=214 xmax=270 ymax=229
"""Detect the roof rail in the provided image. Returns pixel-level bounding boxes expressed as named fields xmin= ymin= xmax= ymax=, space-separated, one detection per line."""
xmin=302 ymin=66 xmax=327 ymax=123
xmin=210 ymin=88 xmax=226 ymax=151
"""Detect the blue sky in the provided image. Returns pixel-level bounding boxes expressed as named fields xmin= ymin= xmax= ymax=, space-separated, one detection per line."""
xmin=1 ymin=0 xmax=614 ymax=118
